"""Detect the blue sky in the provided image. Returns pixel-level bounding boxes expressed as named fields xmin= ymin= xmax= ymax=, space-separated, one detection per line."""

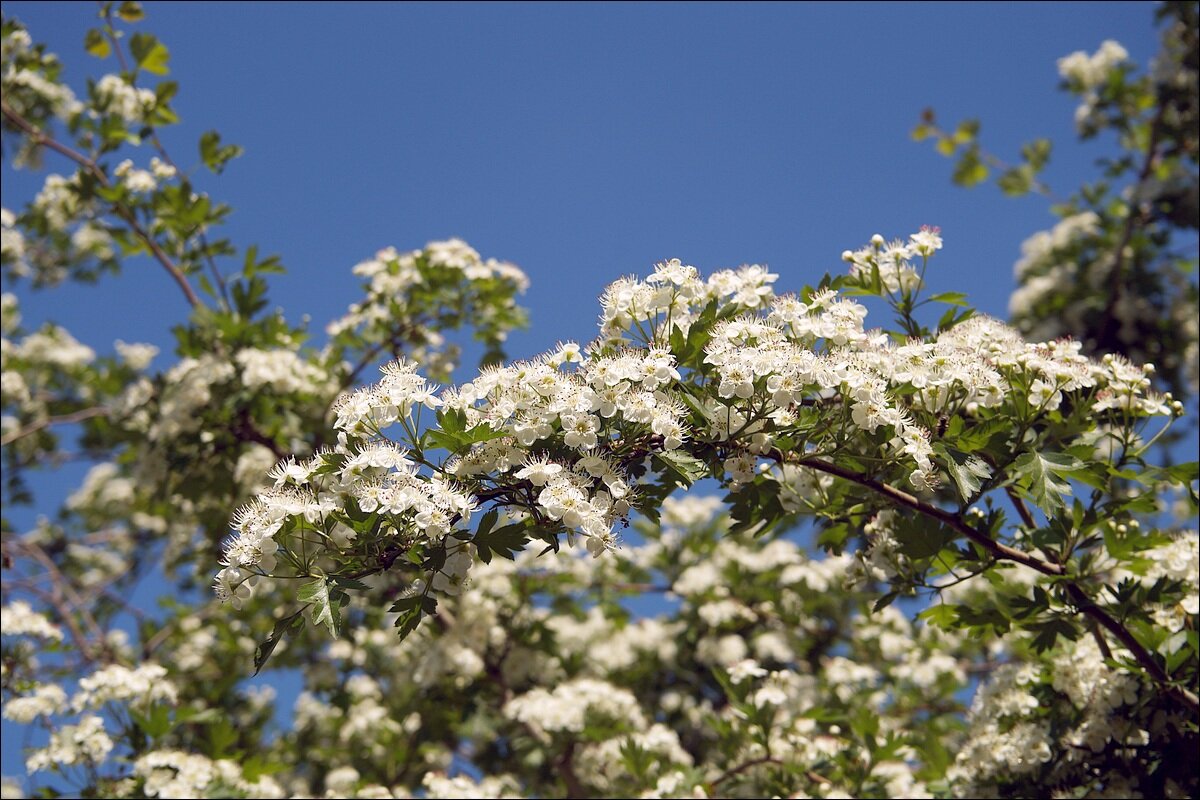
xmin=0 ymin=0 xmax=1172 ymax=783
xmin=2 ymin=1 xmax=1164 ymax=360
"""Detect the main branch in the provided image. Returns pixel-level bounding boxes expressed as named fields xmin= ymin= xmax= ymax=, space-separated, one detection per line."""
xmin=774 ymin=451 xmax=1200 ymax=715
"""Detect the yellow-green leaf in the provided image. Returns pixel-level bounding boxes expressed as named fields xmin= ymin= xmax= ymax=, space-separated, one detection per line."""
xmin=85 ymin=28 xmax=111 ymax=58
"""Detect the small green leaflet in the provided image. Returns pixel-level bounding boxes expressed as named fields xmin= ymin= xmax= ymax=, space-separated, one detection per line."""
xmin=426 ymin=408 xmax=506 ymax=451
xmin=928 ymin=292 xmax=968 ymax=306
xmin=199 ymin=130 xmax=244 ymax=174
xmin=129 ymin=32 xmax=170 ymax=75
xmin=253 ymin=609 xmax=305 ymax=675
xmin=918 ymin=603 xmax=959 ymax=629
xmin=84 ymin=29 xmax=110 ymax=58
xmin=655 ymin=451 xmax=708 ymax=487
xmin=1028 ymin=617 xmax=1080 ymax=653
xmin=297 ymin=577 xmax=341 ymax=638
xmin=389 ymin=593 xmax=437 ymax=641
xmin=474 ymin=511 xmax=530 ymax=564
xmin=934 ymin=442 xmax=991 ymax=501
xmin=1013 ymin=451 xmax=1085 ymax=514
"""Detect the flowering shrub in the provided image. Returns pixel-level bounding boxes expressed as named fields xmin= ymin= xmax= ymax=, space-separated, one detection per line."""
xmin=2 ymin=3 xmax=1197 ymax=799
xmin=914 ymin=1 xmax=1199 ymax=402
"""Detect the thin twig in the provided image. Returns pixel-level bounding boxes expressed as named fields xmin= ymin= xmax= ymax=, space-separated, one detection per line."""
xmin=0 ymin=406 xmax=109 ymax=447
xmin=1 ymin=100 xmax=201 ymax=307
xmin=710 ymin=756 xmax=786 ymax=789
xmin=103 ymin=11 xmax=234 ymax=311
xmin=1098 ymin=105 xmax=1166 ymax=346
xmin=1 ymin=541 xmax=106 ymax=663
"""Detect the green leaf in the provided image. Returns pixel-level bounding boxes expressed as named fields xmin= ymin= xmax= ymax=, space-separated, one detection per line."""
xmin=131 ymin=703 xmax=172 ymax=739
xmin=437 ymin=407 xmax=467 ymax=435
xmin=84 ymin=29 xmax=111 ymax=58
xmin=952 ymin=149 xmax=989 ymax=187
xmin=928 ymin=291 xmax=968 ymax=306
xmin=475 ymin=521 xmax=529 ymax=564
xmin=934 ymin=442 xmax=991 ymax=501
xmin=1020 ymin=138 xmax=1052 ymax=170
xmin=475 ymin=508 xmax=499 ymax=538
xmin=129 ymin=32 xmax=170 ymax=75
xmin=1013 ymin=451 xmax=1083 ymax=514
xmin=390 ymin=596 xmax=424 ymax=641
xmin=655 ymin=451 xmax=708 ymax=487
xmin=936 ymin=306 xmax=958 ymax=332
xmin=873 ymin=590 xmax=900 ymax=612
xmin=253 ymin=610 xmax=304 ymax=676
xmin=891 ymin=514 xmax=954 ymax=560
xmin=918 ymin=604 xmax=959 ymax=629
xmin=117 ymin=1 xmax=145 ymax=21
xmin=952 ymin=417 xmax=1008 ymax=453
xmin=298 ymin=577 xmax=340 ymax=638
xmin=198 ymin=130 xmax=243 ymax=174
xmin=1029 ymin=617 xmax=1080 ymax=653
xmin=329 ymin=575 xmax=371 ymax=591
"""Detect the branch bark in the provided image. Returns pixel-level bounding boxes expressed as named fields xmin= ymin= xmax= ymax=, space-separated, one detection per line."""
xmin=775 ymin=451 xmax=1200 ymax=715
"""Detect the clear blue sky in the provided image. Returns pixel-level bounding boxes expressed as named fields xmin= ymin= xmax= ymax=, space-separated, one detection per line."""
xmin=2 ymin=1 xmax=1164 ymax=360
xmin=0 ymin=0 xmax=1169 ymax=783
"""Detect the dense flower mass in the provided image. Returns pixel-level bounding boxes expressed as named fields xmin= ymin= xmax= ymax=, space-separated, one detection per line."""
xmin=215 ymin=228 xmax=1182 ymax=629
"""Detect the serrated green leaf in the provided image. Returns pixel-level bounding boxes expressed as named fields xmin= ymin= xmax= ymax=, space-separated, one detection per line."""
xmin=656 ymin=451 xmax=708 ymax=487
xmin=393 ymin=604 xmax=423 ymax=640
xmin=131 ymin=702 xmax=172 ymax=739
xmin=329 ymin=575 xmax=371 ymax=591
xmin=199 ymin=130 xmax=243 ymax=174
xmin=253 ymin=609 xmax=303 ymax=675
xmin=934 ymin=442 xmax=991 ymax=501
xmin=918 ymin=604 xmax=959 ymax=629
xmin=475 ymin=521 xmax=529 ymax=564
xmin=1013 ymin=451 xmax=1081 ymax=514
xmin=298 ymin=577 xmax=340 ymax=638
xmin=1029 ymin=617 xmax=1079 ymax=653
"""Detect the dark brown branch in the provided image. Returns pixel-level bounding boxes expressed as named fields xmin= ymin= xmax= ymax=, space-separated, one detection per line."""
xmin=1006 ymin=487 xmax=1038 ymax=529
xmin=775 ymin=451 xmax=1200 ymax=715
xmin=232 ymin=407 xmax=286 ymax=460
xmin=557 ymin=740 xmax=587 ymax=799
xmin=1065 ymin=584 xmax=1197 ymax=711
xmin=784 ymin=452 xmax=1064 ymax=577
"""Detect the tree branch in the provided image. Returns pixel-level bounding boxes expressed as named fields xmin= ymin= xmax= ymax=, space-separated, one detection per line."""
xmin=1 ymin=100 xmax=201 ymax=308
xmin=784 ymin=453 xmax=1064 ymax=577
xmin=1 ymin=540 xmax=109 ymax=664
xmin=776 ymin=451 xmax=1200 ymax=715
xmin=710 ymin=756 xmax=785 ymax=789
xmin=1097 ymin=105 xmax=1165 ymax=346
xmin=557 ymin=740 xmax=587 ymax=799
xmin=0 ymin=406 xmax=109 ymax=447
